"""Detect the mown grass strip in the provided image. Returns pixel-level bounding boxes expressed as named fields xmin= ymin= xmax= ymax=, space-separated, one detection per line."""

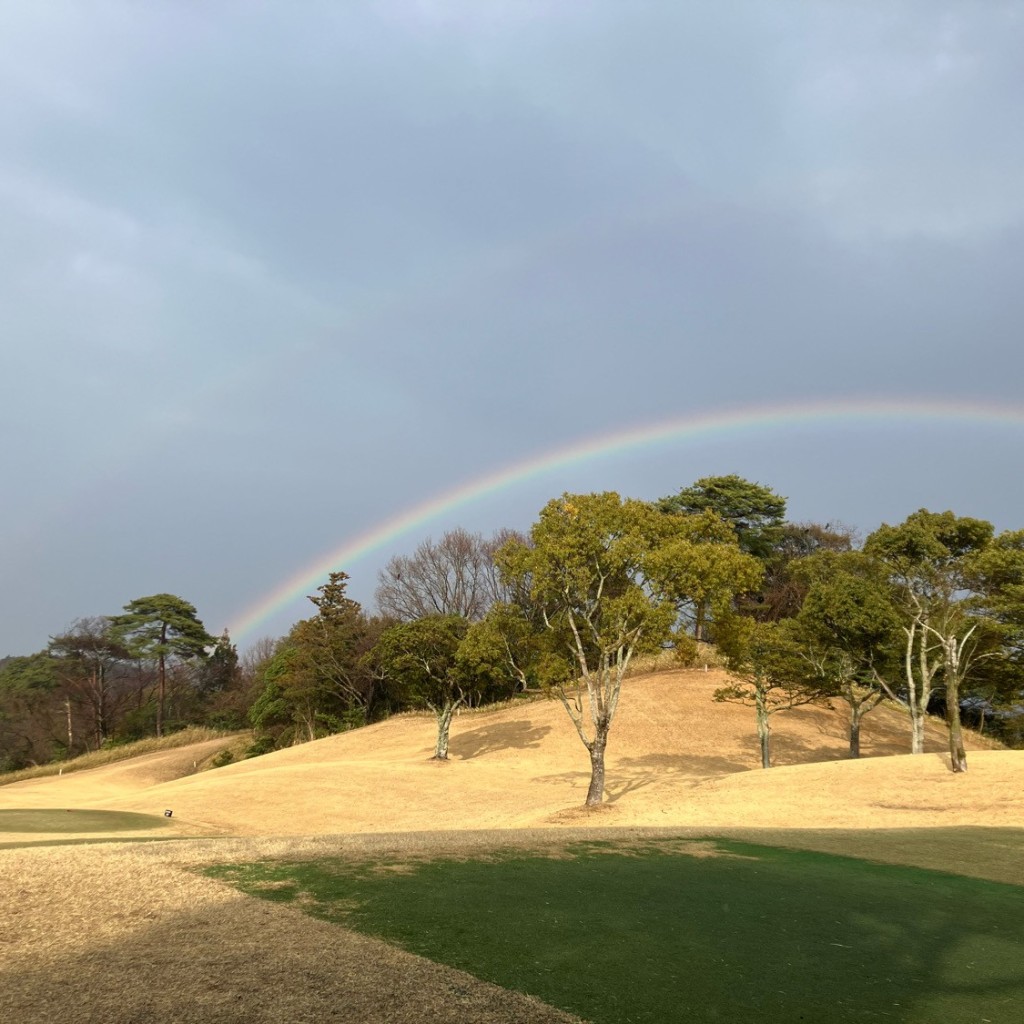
xmin=0 ymin=808 xmax=171 ymax=834
xmin=211 ymin=837 xmax=1024 ymax=1024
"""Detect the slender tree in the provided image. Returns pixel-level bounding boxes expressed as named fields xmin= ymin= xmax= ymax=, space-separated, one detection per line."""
xmin=49 ymin=617 xmax=131 ymax=749
xmin=866 ymin=510 xmax=994 ymax=770
xmin=713 ymin=616 xmax=831 ymax=768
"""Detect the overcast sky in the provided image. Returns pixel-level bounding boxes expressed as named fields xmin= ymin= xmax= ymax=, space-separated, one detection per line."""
xmin=2 ymin=1 xmax=1022 ymax=654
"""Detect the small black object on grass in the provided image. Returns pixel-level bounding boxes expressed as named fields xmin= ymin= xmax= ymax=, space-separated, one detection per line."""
xmin=164 ymin=809 xmax=173 ymax=818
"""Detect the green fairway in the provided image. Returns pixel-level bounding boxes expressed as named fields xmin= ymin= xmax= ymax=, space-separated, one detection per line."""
xmin=0 ymin=808 xmax=171 ymax=834
xmin=212 ymin=837 xmax=1024 ymax=1024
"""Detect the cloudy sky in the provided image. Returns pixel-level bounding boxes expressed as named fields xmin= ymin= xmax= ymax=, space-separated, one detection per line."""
xmin=2 ymin=1 xmax=1022 ymax=654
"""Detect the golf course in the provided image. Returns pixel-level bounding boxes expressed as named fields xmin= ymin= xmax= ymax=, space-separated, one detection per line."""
xmin=2 ymin=668 xmax=1022 ymax=1023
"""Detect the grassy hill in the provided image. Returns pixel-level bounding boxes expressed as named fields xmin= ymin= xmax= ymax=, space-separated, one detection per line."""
xmin=2 ymin=668 xmax=1016 ymax=841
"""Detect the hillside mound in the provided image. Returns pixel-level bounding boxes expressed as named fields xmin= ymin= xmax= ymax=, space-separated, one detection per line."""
xmin=4 ymin=668 xmax=1015 ymax=841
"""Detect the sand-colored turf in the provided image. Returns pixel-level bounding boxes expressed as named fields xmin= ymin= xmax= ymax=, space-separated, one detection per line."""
xmin=2 ymin=669 xmax=1020 ymax=1023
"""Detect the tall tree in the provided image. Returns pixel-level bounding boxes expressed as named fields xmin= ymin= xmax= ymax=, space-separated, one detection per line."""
xmin=250 ymin=573 xmax=375 ymax=745
xmin=496 ymin=493 xmax=680 ymax=806
xmin=865 ymin=510 xmax=995 ymax=771
xmin=110 ymin=594 xmax=214 ymax=737
xmin=791 ymin=553 xmax=903 ymax=757
xmin=657 ymin=475 xmax=787 ymax=561
xmin=0 ymin=652 xmax=63 ymax=768
xmin=375 ymin=527 xmax=524 ymax=622
xmin=49 ymin=617 xmax=131 ymax=749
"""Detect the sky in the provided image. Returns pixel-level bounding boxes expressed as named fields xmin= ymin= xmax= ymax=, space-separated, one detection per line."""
xmin=1 ymin=1 xmax=1022 ymax=655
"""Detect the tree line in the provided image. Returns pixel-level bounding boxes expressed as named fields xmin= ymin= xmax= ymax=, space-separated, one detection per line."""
xmin=3 ymin=476 xmax=1022 ymax=806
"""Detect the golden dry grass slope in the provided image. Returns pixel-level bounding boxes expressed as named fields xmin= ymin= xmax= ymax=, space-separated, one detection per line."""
xmin=2 ymin=669 xmax=1019 ymax=841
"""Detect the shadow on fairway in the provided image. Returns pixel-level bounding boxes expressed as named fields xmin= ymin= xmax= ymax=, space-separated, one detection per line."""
xmin=216 ymin=837 xmax=1024 ymax=1024
xmin=0 ymin=808 xmax=171 ymax=835
xmin=449 ymin=720 xmax=552 ymax=758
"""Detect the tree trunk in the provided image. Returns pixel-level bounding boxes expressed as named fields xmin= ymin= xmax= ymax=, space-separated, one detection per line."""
xmin=65 ymin=698 xmax=74 ymax=755
xmin=156 ymin=621 xmax=167 ymax=738
xmin=585 ymin=724 xmax=608 ymax=805
xmin=944 ymin=664 xmax=968 ymax=774
xmin=905 ymin=625 xmax=924 ymax=754
xmin=755 ymin=684 xmax=771 ymax=769
xmin=849 ymin=709 xmax=861 ymax=759
xmin=433 ymin=700 xmax=457 ymax=759
xmin=93 ymin=665 xmax=107 ymax=749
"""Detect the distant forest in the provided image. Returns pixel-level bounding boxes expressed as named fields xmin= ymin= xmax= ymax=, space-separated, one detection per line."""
xmin=3 ymin=475 xmax=1022 ymax=780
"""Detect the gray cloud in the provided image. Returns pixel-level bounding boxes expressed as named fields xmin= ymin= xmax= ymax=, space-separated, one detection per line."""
xmin=1 ymin=1 xmax=1022 ymax=651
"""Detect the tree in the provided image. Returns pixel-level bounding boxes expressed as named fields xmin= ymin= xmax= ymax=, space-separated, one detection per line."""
xmin=49 ymin=617 xmax=132 ymax=749
xmin=961 ymin=530 xmax=1024 ymax=739
xmin=658 ymin=474 xmax=787 ymax=561
xmin=250 ymin=573 xmax=376 ymax=746
xmin=0 ymin=652 xmax=63 ymax=768
xmin=110 ymin=594 xmax=214 ymax=737
xmin=643 ymin=509 xmax=763 ymax=642
xmin=375 ymin=527 xmax=525 ymax=621
xmin=754 ymin=521 xmax=858 ymax=622
xmin=495 ymin=493 xmax=680 ymax=805
xmin=865 ymin=510 xmax=995 ymax=771
xmin=197 ymin=630 xmax=240 ymax=696
xmin=713 ymin=616 xmax=831 ymax=768
xmin=371 ymin=615 xmax=476 ymax=759
xmin=791 ymin=553 xmax=903 ymax=757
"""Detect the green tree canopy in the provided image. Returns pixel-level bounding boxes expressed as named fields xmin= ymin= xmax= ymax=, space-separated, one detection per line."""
xmin=371 ymin=614 xmax=481 ymax=759
xmin=496 ymin=492 xmax=682 ymax=805
xmin=865 ymin=509 xmax=996 ymax=770
xmin=657 ymin=474 xmax=787 ymax=560
xmin=249 ymin=573 xmax=376 ymax=747
xmin=110 ymin=594 xmax=214 ymax=737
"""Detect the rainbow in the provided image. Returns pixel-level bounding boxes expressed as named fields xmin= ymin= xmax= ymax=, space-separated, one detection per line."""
xmin=227 ymin=396 xmax=1024 ymax=643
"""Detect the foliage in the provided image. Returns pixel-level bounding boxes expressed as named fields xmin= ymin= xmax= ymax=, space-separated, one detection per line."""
xmin=657 ymin=473 xmax=787 ymax=560
xmin=865 ymin=509 xmax=998 ymax=769
xmin=496 ymin=492 xmax=683 ymax=804
xmin=249 ymin=573 xmax=375 ymax=747
xmin=110 ymin=594 xmax=215 ymax=737
xmin=371 ymin=614 xmax=507 ymax=758
xmin=790 ymin=552 xmax=903 ymax=756
xmin=753 ymin=520 xmax=857 ymax=621
xmin=713 ymin=615 xmax=831 ymax=767
xmin=643 ymin=507 xmax=764 ymax=639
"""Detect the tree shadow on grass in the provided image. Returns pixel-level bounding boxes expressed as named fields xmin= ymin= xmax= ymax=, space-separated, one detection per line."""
xmin=1 ymin=878 xmax=577 ymax=1024
xmin=769 ymin=724 xmax=850 ymax=766
xmin=216 ymin=841 xmax=1024 ymax=1024
xmin=602 ymin=753 xmax=752 ymax=803
xmin=449 ymin=720 xmax=551 ymax=759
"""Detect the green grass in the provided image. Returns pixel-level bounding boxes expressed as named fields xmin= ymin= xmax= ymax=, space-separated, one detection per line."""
xmin=210 ymin=837 xmax=1024 ymax=1024
xmin=0 ymin=808 xmax=171 ymax=834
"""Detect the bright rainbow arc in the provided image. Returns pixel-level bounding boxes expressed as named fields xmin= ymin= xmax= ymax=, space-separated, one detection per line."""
xmin=227 ymin=396 xmax=1024 ymax=643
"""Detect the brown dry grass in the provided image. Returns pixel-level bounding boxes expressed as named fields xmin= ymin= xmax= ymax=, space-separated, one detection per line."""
xmin=1 ymin=668 xmax=1021 ymax=1023
xmin=0 ymin=727 xmax=244 ymax=786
